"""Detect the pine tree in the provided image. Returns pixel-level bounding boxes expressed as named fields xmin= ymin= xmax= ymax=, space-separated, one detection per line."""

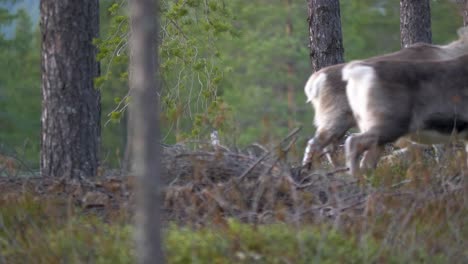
xmin=308 ymin=0 xmax=344 ymax=72
xmin=457 ymin=0 xmax=468 ymax=26
xmin=129 ymin=0 xmax=164 ymax=262
xmin=400 ymin=0 xmax=432 ymax=47
xmin=40 ymin=0 xmax=101 ymax=178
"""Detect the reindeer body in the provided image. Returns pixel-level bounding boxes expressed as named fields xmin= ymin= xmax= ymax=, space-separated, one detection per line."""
xmin=342 ymin=54 xmax=468 ymax=176
xmin=302 ymin=28 xmax=468 ymax=168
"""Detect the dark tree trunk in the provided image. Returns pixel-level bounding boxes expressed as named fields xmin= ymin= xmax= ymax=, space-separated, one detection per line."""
xmin=457 ymin=0 xmax=468 ymax=26
xmin=40 ymin=0 xmax=100 ymax=178
xmin=308 ymin=0 xmax=344 ymax=72
xmin=464 ymin=1 xmax=468 ymax=27
xmin=400 ymin=0 xmax=432 ymax=47
xmin=285 ymin=0 xmax=295 ymax=130
xmin=129 ymin=0 xmax=164 ymax=263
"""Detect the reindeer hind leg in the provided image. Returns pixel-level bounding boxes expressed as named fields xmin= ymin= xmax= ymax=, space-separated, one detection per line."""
xmin=360 ymin=145 xmax=384 ymax=170
xmin=345 ymin=132 xmax=379 ymax=178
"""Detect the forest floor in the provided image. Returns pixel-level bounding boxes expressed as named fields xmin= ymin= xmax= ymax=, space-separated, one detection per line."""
xmin=0 ymin=136 xmax=467 ymax=263
xmin=0 ymin=174 xmax=134 ymax=220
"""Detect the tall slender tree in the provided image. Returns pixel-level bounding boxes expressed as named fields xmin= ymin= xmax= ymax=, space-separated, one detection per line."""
xmin=129 ymin=0 xmax=164 ymax=262
xmin=285 ymin=0 xmax=296 ymax=130
xmin=400 ymin=0 xmax=432 ymax=47
xmin=40 ymin=0 xmax=101 ymax=178
xmin=308 ymin=0 xmax=344 ymax=72
xmin=457 ymin=0 xmax=468 ymax=26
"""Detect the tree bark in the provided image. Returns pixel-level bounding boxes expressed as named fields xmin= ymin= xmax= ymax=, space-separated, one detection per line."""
xmin=129 ymin=0 xmax=164 ymax=263
xmin=457 ymin=0 xmax=468 ymax=26
xmin=400 ymin=0 xmax=432 ymax=47
xmin=308 ymin=0 xmax=344 ymax=72
xmin=40 ymin=0 xmax=101 ymax=178
xmin=464 ymin=1 xmax=468 ymax=27
xmin=285 ymin=0 xmax=295 ymax=130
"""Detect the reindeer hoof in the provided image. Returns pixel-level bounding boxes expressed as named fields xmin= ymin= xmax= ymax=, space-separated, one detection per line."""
xmin=301 ymin=161 xmax=312 ymax=171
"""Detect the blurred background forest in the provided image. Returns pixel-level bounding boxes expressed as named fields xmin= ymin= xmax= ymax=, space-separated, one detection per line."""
xmin=0 ymin=0 xmax=463 ymax=169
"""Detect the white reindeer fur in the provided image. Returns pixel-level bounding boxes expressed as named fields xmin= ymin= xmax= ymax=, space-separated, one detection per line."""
xmin=342 ymin=61 xmax=377 ymax=132
xmin=305 ymin=72 xmax=327 ymax=103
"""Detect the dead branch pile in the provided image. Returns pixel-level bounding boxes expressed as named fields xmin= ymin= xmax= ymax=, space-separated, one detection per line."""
xmin=161 ymin=129 xmax=367 ymax=226
xmin=161 ymin=130 xmax=467 ymax=227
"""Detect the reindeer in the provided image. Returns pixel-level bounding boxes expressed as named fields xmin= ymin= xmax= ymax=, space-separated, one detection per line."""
xmin=341 ymin=54 xmax=468 ymax=177
xmin=302 ymin=27 xmax=468 ymax=169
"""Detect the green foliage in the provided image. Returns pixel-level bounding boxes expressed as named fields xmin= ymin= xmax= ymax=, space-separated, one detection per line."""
xmin=341 ymin=0 xmax=462 ymax=60
xmin=0 ymin=197 xmax=134 ymax=263
xmin=431 ymin=1 xmax=463 ymax=44
xmin=341 ymin=0 xmax=400 ymax=60
xmin=217 ymin=0 xmax=312 ymax=146
xmin=0 ymin=1 xmax=18 ymax=44
xmin=1 ymin=194 xmax=460 ymax=263
xmin=96 ymin=0 xmax=236 ymax=147
xmin=0 ymin=7 xmax=40 ymax=165
xmin=165 ymin=221 xmax=376 ymax=264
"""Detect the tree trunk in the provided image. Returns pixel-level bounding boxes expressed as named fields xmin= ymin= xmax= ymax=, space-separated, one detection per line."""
xmin=40 ymin=0 xmax=100 ymax=178
xmin=464 ymin=1 xmax=468 ymax=27
xmin=308 ymin=0 xmax=344 ymax=72
xmin=457 ymin=0 xmax=468 ymax=26
xmin=121 ymin=111 xmax=131 ymax=174
xmin=129 ymin=0 xmax=164 ymax=263
xmin=400 ymin=0 xmax=432 ymax=47
xmin=285 ymin=0 xmax=295 ymax=130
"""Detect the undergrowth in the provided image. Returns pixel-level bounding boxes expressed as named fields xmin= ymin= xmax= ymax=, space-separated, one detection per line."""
xmin=0 ymin=144 xmax=467 ymax=263
xmin=0 ymin=191 xmax=466 ymax=263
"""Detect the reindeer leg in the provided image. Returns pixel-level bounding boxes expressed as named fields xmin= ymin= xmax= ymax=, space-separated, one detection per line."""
xmin=302 ymin=130 xmax=335 ymax=169
xmin=432 ymin=144 xmax=444 ymax=164
xmin=360 ymin=145 xmax=383 ymax=170
xmin=345 ymin=132 xmax=379 ymax=179
xmin=302 ymin=137 xmax=324 ymax=168
xmin=321 ymin=142 xmax=342 ymax=167
xmin=465 ymin=143 xmax=468 ymax=170
xmin=324 ymin=144 xmax=338 ymax=167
